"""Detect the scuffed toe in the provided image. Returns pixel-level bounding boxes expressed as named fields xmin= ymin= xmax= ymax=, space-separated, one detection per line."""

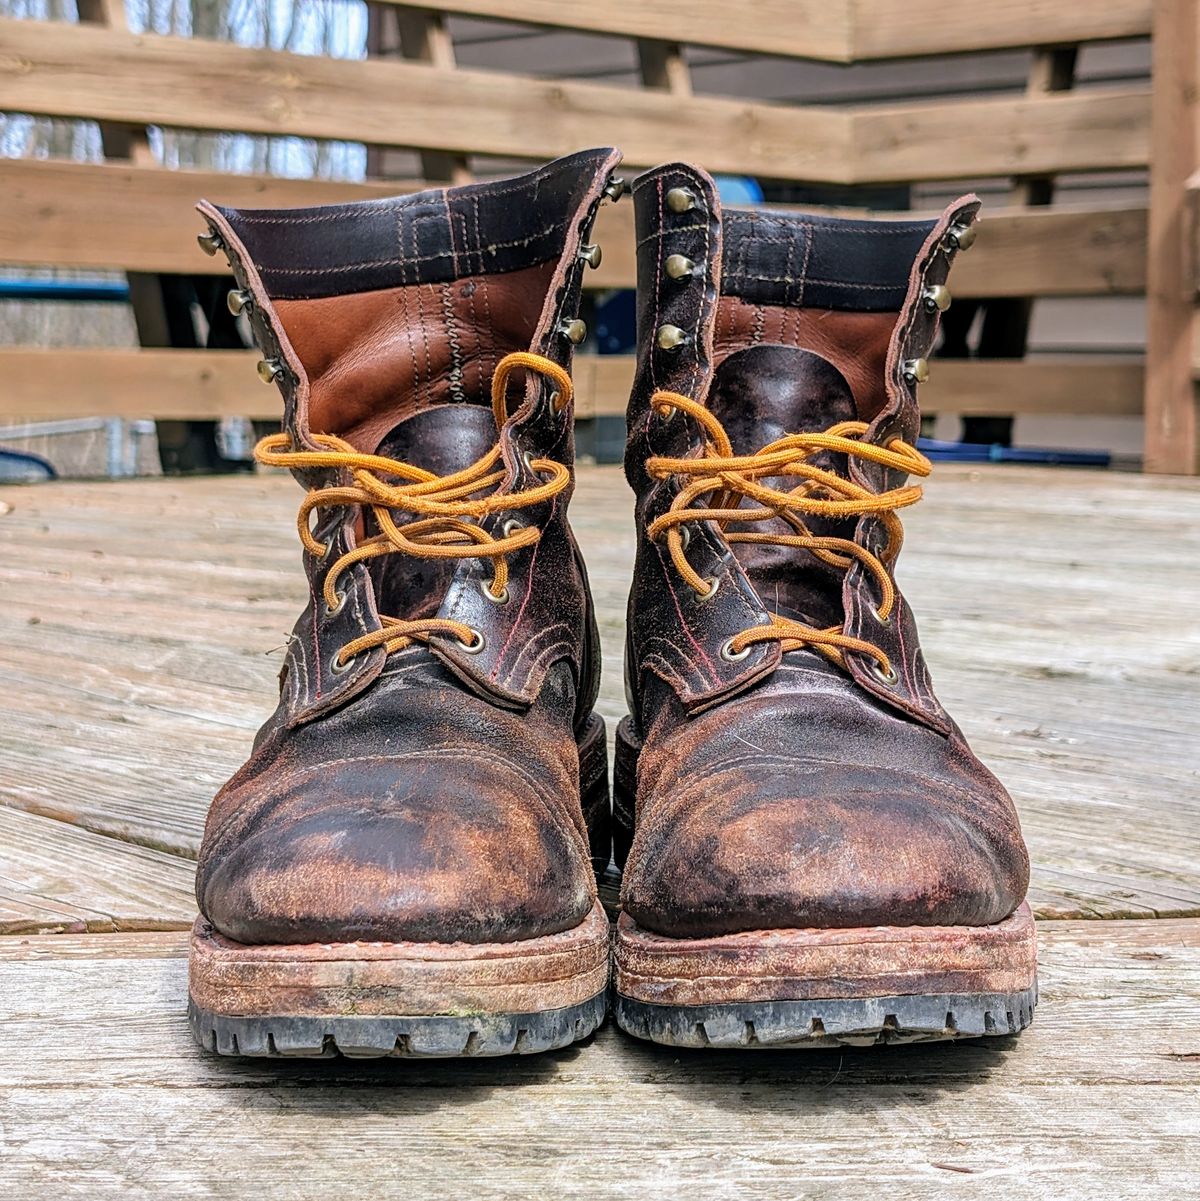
xmin=199 ymin=751 xmax=594 ymax=945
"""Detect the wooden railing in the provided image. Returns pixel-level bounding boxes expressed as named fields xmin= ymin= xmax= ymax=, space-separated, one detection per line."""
xmin=0 ymin=0 xmax=1195 ymax=472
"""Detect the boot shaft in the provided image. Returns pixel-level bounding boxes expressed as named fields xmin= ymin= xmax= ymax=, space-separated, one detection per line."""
xmin=201 ymin=148 xmax=621 ymax=463
xmin=623 ymin=163 xmax=978 ymax=730
xmin=196 ymin=149 xmax=623 ymax=723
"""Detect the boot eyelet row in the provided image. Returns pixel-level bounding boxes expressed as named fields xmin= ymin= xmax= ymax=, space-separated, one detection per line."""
xmin=459 ymin=629 xmax=486 ymax=654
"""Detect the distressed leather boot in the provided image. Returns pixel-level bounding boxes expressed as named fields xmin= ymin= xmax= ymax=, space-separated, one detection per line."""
xmin=613 ymin=163 xmax=1037 ymax=1048
xmin=187 ymin=149 xmax=624 ymax=1058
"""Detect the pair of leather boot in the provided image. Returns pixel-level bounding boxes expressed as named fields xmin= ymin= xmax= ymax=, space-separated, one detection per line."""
xmin=189 ymin=149 xmax=1036 ymax=1057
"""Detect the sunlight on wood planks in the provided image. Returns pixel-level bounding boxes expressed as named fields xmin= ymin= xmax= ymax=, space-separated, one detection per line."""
xmin=0 ymin=918 xmax=1196 ymax=1198
xmin=0 ymin=465 xmax=1197 ymax=929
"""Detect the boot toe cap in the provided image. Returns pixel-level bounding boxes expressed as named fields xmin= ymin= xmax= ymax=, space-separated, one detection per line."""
xmin=198 ymin=752 xmax=594 ymax=946
xmin=622 ymin=760 xmax=1028 ymax=938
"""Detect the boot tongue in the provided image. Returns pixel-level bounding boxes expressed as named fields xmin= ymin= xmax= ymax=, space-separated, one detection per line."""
xmin=705 ymin=344 xmax=859 ymax=629
xmin=706 ymin=345 xmax=859 ymax=452
xmin=366 ymin=404 xmax=500 ymax=622
xmin=372 ymin=403 xmax=498 ymax=475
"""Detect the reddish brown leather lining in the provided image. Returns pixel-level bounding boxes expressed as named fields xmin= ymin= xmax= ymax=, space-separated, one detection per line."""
xmin=274 ymin=262 xmax=557 ymax=453
xmin=713 ymin=296 xmax=897 ymax=422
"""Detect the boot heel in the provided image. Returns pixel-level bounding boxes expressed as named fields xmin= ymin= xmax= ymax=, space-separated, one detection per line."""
xmin=613 ymin=716 xmax=641 ymax=873
xmin=577 ymin=712 xmax=611 ymax=877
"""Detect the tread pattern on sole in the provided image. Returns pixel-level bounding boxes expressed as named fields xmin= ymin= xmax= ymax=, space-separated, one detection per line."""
xmin=189 ymin=991 xmax=607 ymax=1059
xmin=614 ymin=983 xmax=1037 ymax=1049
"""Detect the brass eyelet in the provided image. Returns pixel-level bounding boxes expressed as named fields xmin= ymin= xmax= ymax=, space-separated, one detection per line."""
xmin=695 ymin=576 xmax=720 ymax=603
xmin=875 ymin=609 xmax=892 ymax=627
xmin=459 ymin=629 xmax=486 ymax=654
xmin=480 ymin=579 xmax=510 ymax=605
xmin=720 ymin=637 xmax=752 ymax=663
xmin=602 ymin=176 xmax=627 ymax=202
xmin=501 ymin=518 xmax=525 ymax=539
xmin=330 ymin=651 xmax=355 ymax=675
xmin=870 ymin=660 xmax=899 ymax=686
xmin=656 ymin=324 xmax=689 ymax=352
xmin=324 ymin=591 xmax=346 ymax=617
xmin=665 ymin=254 xmax=696 ymax=280
xmin=666 ymin=187 xmax=697 ymax=214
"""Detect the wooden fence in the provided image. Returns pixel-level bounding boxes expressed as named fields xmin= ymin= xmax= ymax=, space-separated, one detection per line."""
xmin=0 ymin=0 xmax=1196 ymax=472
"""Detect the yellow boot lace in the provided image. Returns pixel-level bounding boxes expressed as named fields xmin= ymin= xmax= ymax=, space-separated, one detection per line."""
xmin=255 ymin=351 xmax=573 ymax=667
xmin=645 ymin=389 xmax=932 ymax=681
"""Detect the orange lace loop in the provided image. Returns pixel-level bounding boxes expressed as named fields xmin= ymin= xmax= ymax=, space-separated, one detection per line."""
xmin=255 ymin=351 xmax=573 ymax=665
xmin=645 ymin=389 xmax=932 ymax=677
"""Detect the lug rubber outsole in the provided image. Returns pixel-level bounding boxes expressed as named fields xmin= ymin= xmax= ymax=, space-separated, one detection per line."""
xmin=614 ymin=984 xmax=1037 ymax=1049
xmin=188 ymin=898 xmax=611 ymax=1059
xmin=612 ymin=901 xmax=1038 ymax=1049
xmin=189 ymin=990 xmax=608 ymax=1058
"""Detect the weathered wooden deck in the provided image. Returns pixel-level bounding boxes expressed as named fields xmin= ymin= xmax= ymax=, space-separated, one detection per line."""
xmin=1 ymin=464 xmax=1199 ymax=1198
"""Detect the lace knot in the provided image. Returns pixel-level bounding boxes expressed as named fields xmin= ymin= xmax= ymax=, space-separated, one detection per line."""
xmin=255 ymin=351 xmax=573 ymax=666
xmin=645 ymin=388 xmax=931 ymax=679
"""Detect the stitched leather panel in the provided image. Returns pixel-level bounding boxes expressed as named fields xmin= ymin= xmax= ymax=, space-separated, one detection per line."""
xmin=722 ymin=209 xmax=937 ymax=311
xmin=214 ymin=149 xmax=618 ymax=300
xmin=428 ymin=148 xmax=621 ymax=711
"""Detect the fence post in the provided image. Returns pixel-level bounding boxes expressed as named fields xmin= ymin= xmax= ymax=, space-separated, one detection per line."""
xmin=1145 ymin=0 xmax=1200 ymax=474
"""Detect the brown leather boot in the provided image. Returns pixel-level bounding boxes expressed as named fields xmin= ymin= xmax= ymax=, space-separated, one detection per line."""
xmin=613 ymin=164 xmax=1037 ymax=1048
xmin=187 ymin=150 xmax=624 ymax=1058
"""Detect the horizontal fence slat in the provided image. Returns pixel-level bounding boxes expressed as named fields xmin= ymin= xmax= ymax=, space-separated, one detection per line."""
xmin=922 ymin=358 xmax=1145 ymax=418
xmin=0 ymin=19 xmax=852 ymax=183
xmin=375 ymin=0 xmax=1152 ymax=62
xmin=0 ymin=20 xmax=1151 ymax=182
xmin=0 ymin=349 xmax=266 ymax=421
xmin=385 ymin=0 xmax=853 ymax=61
xmin=851 ymin=0 xmax=1151 ymax=60
xmin=854 ymin=89 xmax=1151 ymax=183
xmin=0 ymin=159 xmax=1146 ymax=297
xmin=952 ymin=204 xmax=1147 ymax=297
xmin=578 ymin=357 xmax=1146 ymax=418
xmin=0 ymin=160 xmax=413 ymax=276
xmin=0 ymin=349 xmax=1144 ymax=422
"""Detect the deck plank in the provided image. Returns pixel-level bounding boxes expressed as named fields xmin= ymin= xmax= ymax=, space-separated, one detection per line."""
xmin=0 ymin=807 xmax=196 ymax=935
xmin=0 ymin=919 xmax=1197 ymax=1199
xmin=0 ymin=466 xmax=1198 ymax=925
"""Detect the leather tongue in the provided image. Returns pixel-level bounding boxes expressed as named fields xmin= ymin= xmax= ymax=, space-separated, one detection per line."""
xmin=366 ymin=404 xmax=500 ymax=621
xmin=706 ymin=345 xmax=859 ymax=452
xmin=705 ymin=344 xmax=859 ymax=629
xmin=372 ymin=403 xmax=499 ymax=475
